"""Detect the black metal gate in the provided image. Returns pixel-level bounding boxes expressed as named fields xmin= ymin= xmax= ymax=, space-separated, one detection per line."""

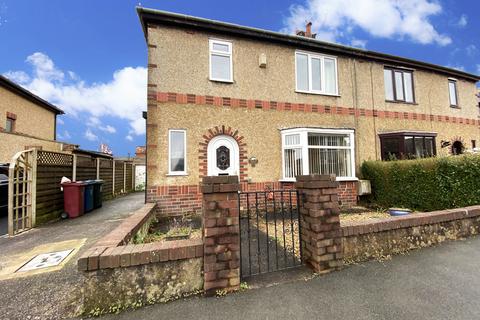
xmin=238 ymin=189 xmax=302 ymax=278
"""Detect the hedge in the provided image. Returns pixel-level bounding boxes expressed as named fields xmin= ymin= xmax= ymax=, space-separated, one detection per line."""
xmin=361 ymin=155 xmax=480 ymax=212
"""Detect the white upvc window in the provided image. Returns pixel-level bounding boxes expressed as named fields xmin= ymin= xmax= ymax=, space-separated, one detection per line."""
xmin=281 ymin=128 xmax=356 ymax=181
xmin=209 ymin=39 xmax=233 ymax=82
xmin=295 ymin=51 xmax=338 ymax=96
xmin=448 ymin=78 xmax=458 ymax=107
xmin=168 ymin=129 xmax=187 ymax=175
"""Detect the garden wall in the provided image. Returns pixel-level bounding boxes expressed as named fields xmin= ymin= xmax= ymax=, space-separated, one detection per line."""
xmin=342 ymin=206 xmax=480 ymax=262
xmin=77 ymin=203 xmax=203 ymax=316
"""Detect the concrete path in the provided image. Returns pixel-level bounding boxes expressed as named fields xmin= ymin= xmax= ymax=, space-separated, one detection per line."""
xmin=101 ymin=235 xmax=480 ymax=320
xmin=0 ymin=192 xmax=145 ymax=320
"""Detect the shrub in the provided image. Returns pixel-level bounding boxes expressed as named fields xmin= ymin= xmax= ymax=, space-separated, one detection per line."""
xmin=361 ymin=155 xmax=480 ymax=211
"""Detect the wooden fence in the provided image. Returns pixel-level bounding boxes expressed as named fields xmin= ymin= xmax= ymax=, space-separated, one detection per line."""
xmin=35 ymin=150 xmax=135 ymax=225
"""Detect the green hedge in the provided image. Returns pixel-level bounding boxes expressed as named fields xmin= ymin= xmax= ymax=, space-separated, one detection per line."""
xmin=361 ymin=155 xmax=480 ymax=211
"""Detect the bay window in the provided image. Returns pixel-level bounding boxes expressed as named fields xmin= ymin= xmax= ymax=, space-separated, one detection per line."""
xmin=295 ymin=51 xmax=338 ymax=95
xmin=379 ymin=132 xmax=436 ymax=160
xmin=282 ymin=128 xmax=355 ymax=181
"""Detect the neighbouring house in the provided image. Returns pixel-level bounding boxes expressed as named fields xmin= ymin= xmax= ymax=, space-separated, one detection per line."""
xmin=0 ymin=75 xmax=67 ymax=163
xmin=137 ymin=8 xmax=480 ymax=214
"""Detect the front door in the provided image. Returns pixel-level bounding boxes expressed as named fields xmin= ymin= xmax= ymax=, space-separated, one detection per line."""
xmin=207 ymin=135 xmax=239 ymax=176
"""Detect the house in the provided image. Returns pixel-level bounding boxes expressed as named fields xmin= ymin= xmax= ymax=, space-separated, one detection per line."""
xmin=0 ymin=75 xmax=66 ymax=163
xmin=137 ymin=8 xmax=480 ymax=214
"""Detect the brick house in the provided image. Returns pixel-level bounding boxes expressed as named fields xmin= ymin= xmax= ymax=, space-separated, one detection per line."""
xmin=0 ymin=75 xmax=65 ymax=163
xmin=137 ymin=8 xmax=480 ymax=214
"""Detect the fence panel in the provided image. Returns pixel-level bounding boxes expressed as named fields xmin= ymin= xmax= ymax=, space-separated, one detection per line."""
xmin=114 ymin=160 xmax=124 ymax=194
xmin=76 ymin=155 xmax=97 ymax=181
xmin=36 ymin=151 xmax=73 ymax=224
xmin=99 ymin=159 xmax=113 ymax=199
xmin=125 ymin=163 xmax=133 ymax=192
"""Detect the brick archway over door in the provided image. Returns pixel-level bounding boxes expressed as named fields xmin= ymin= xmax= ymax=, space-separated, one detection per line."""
xmin=199 ymin=126 xmax=248 ymax=182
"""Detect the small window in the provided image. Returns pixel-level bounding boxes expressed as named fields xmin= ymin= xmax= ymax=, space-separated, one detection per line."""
xmin=295 ymin=51 xmax=338 ymax=95
xmin=384 ymin=67 xmax=415 ymax=103
xmin=209 ymin=39 xmax=232 ymax=82
xmin=448 ymin=80 xmax=458 ymax=107
xmin=472 ymin=140 xmax=476 ymax=149
xmin=168 ymin=129 xmax=186 ymax=175
xmin=5 ymin=117 xmax=15 ymax=133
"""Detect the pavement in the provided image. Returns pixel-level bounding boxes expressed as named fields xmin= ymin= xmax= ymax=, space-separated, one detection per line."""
xmin=99 ymin=235 xmax=480 ymax=320
xmin=0 ymin=192 xmax=145 ymax=320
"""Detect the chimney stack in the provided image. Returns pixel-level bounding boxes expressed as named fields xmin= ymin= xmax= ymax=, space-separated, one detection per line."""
xmin=296 ymin=22 xmax=316 ymax=39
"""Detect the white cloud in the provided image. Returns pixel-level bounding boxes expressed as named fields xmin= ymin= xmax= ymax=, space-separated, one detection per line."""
xmin=282 ymin=0 xmax=451 ymax=46
xmin=351 ymin=39 xmax=367 ymax=49
xmin=84 ymin=128 xmax=98 ymax=141
xmin=457 ymin=14 xmax=468 ymax=27
xmin=4 ymin=52 xmax=147 ymax=136
xmin=86 ymin=116 xmax=117 ymax=134
xmin=125 ymin=135 xmax=133 ymax=141
xmin=3 ymin=70 xmax=30 ymax=84
xmin=446 ymin=64 xmax=465 ymax=72
xmin=58 ymin=130 xmax=71 ymax=140
xmin=466 ymin=44 xmax=477 ymax=57
xmin=57 ymin=118 xmax=65 ymax=125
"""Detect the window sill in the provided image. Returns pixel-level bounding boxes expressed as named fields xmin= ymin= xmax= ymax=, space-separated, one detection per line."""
xmin=166 ymin=173 xmax=188 ymax=177
xmin=295 ymin=90 xmax=340 ymax=97
xmin=385 ymin=100 xmax=417 ymax=105
xmin=450 ymin=105 xmax=461 ymax=109
xmin=209 ymin=78 xmax=234 ymax=84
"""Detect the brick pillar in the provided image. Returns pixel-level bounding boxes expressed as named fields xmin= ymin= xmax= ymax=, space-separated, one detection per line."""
xmin=201 ymin=176 xmax=241 ymax=295
xmin=296 ymin=174 xmax=343 ymax=274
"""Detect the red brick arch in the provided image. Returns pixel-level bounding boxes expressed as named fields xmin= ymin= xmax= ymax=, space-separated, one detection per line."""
xmin=198 ymin=126 xmax=248 ymax=182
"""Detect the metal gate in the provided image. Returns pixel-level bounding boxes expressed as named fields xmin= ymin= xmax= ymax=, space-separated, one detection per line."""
xmin=8 ymin=149 xmax=37 ymax=236
xmin=238 ymin=189 xmax=302 ymax=278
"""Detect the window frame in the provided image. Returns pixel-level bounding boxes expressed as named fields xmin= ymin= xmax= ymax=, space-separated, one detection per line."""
xmin=384 ymin=67 xmax=416 ymax=104
xmin=448 ymin=78 xmax=459 ymax=108
xmin=379 ymin=132 xmax=437 ymax=161
xmin=281 ymin=128 xmax=356 ymax=182
xmin=168 ymin=129 xmax=187 ymax=176
xmin=294 ymin=50 xmax=339 ymax=96
xmin=5 ymin=117 xmax=14 ymax=133
xmin=209 ymin=39 xmax=233 ymax=83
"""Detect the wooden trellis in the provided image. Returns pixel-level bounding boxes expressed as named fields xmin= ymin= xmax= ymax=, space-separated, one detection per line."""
xmin=8 ymin=149 xmax=37 ymax=236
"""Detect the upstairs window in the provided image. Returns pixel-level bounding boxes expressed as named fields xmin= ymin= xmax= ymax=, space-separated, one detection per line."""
xmin=448 ymin=79 xmax=458 ymax=107
xmin=295 ymin=51 xmax=338 ymax=95
xmin=209 ymin=39 xmax=233 ymax=82
xmin=5 ymin=113 xmax=16 ymax=133
xmin=282 ymin=128 xmax=355 ymax=181
xmin=168 ymin=129 xmax=187 ymax=175
xmin=384 ymin=68 xmax=415 ymax=103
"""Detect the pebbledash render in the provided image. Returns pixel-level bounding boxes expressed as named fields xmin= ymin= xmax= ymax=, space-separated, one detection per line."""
xmin=137 ymin=7 xmax=480 ymax=215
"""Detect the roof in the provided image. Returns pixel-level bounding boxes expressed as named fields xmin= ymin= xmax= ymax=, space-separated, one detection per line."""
xmin=0 ymin=75 xmax=64 ymax=115
xmin=137 ymin=7 xmax=480 ymax=82
xmin=73 ymin=148 xmax=113 ymax=159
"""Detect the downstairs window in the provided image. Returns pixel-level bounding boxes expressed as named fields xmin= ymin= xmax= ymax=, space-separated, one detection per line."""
xmin=281 ymin=128 xmax=355 ymax=181
xmin=379 ymin=132 xmax=436 ymax=160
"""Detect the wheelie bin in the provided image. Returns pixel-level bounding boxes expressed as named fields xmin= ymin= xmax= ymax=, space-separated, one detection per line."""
xmin=90 ymin=180 xmax=104 ymax=209
xmin=83 ymin=181 xmax=95 ymax=213
xmin=62 ymin=181 xmax=86 ymax=218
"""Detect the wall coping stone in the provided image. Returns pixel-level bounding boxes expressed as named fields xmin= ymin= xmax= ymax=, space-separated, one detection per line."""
xmin=78 ymin=202 xmax=204 ymax=271
xmin=341 ymin=206 xmax=480 ymax=237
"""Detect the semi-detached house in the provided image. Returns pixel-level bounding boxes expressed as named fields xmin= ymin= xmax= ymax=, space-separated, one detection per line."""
xmin=137 ymin=7 xmax=480 ymax=215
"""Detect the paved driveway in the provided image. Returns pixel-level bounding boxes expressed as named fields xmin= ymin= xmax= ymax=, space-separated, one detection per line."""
xmin=101 ymin=235 xmax=480 ymax=320
xmin=0 ymin=192 xmax=144 ymax=320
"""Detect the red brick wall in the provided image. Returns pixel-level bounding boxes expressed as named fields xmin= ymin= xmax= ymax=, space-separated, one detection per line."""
xmin=148 ymin=180 xmax=357 ymax=216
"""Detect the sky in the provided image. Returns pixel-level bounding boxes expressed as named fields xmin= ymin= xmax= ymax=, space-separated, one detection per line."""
xmin=1 ymin=0 xmax=479 ymax=157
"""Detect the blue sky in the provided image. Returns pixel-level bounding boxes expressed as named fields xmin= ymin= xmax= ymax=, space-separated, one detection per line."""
xmin=1 ymin=0 xmax=479 ymax=156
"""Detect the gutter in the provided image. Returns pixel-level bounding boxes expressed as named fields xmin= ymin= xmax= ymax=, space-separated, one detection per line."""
xmin=136 ymin=7 xmax=480 ymax=83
